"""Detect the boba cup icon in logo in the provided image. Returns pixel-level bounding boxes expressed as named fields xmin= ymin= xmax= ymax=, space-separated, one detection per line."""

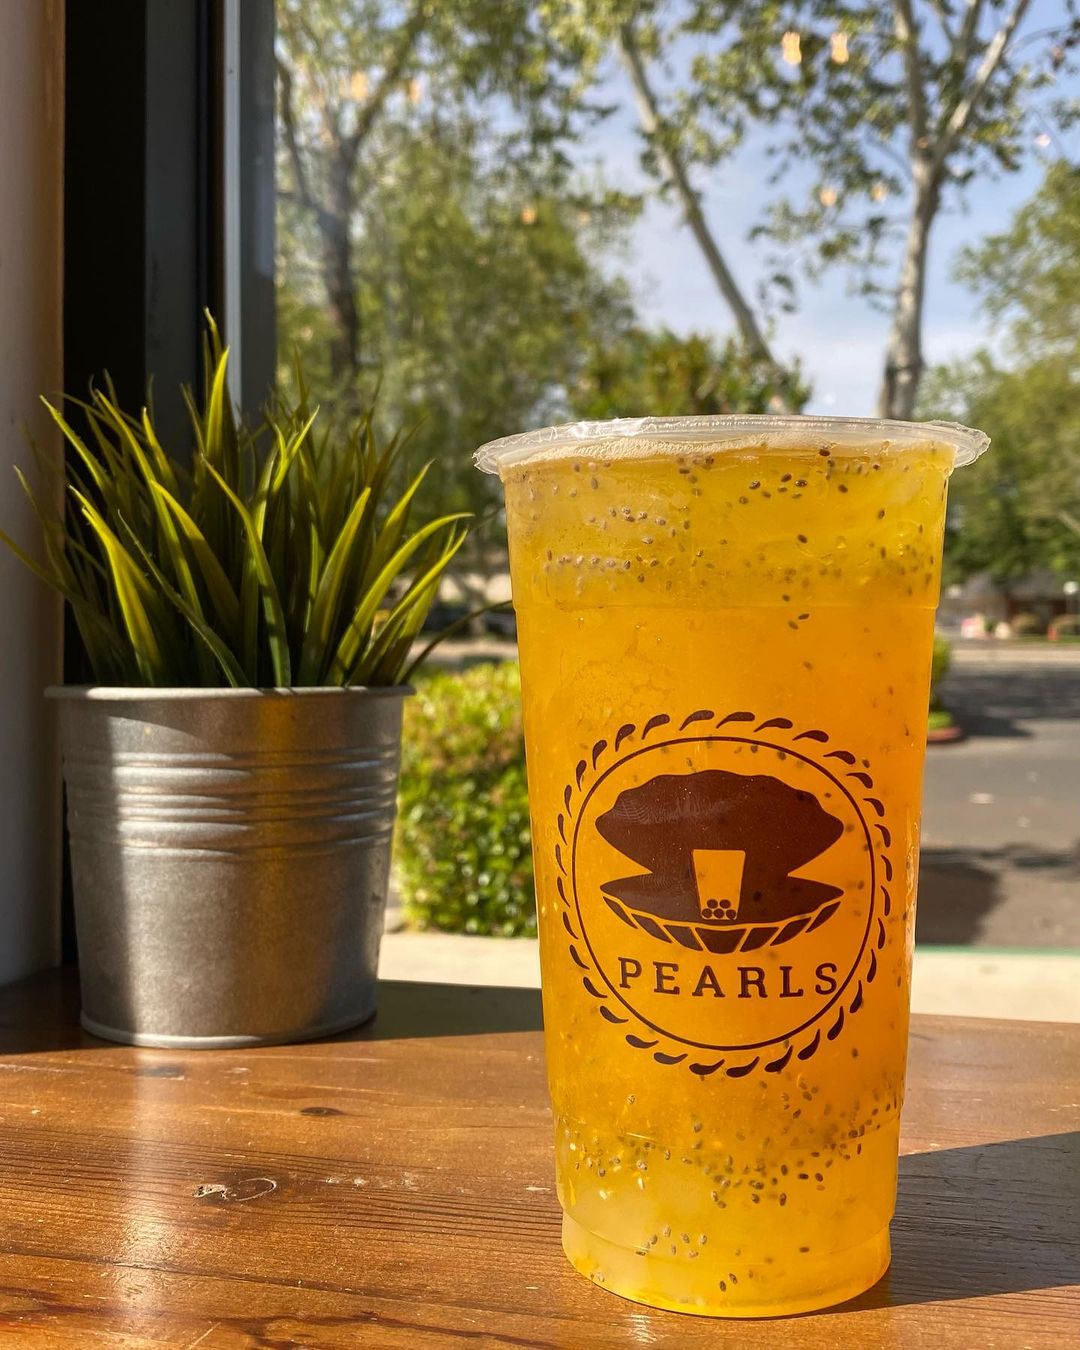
xmin=561 ymin=709 xmax=894 ymax=1076
xmin=598 ymin=771 xmax=845 ymax=945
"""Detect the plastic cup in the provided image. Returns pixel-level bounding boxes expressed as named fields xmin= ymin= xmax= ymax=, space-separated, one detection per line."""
xmin=476 ymin=415 xmax=988 ymax=1317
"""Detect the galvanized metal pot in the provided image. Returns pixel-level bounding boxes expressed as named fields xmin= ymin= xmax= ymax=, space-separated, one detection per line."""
xmin=48 ymin=686 xmax=409 ymax=1049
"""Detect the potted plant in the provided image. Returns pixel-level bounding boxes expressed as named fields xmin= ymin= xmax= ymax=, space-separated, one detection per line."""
xmin=1 ymin=321 xmax=466 ymax=1048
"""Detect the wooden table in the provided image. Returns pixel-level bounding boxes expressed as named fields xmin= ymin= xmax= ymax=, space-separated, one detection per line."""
xmin=0 ymin=970 xmax=1076 ymax=1348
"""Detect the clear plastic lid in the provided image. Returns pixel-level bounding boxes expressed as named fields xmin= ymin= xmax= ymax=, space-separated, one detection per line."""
xmin=475 ymin=414 xmax=989 ymax=474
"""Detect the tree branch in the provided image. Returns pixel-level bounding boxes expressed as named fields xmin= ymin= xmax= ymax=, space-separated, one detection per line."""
xmin=933 ymin=0 xmax=1033 ymax=173
xmin=1059 ymin=507 xmax=1080 ymax=537
xmin=928 ymin=0 xmax=958 ymax=47
xmin=276 ymin=55 xmax=310 ymax=205
xmin=276 ymin=55 xmax=334 ymax=233
xmin=954 ymin=0 xmax=986 ymax=69
xmin=616 ymin=20 xmax=791 ymax=397
xmin=344 ymin=0 xmax=428 ymax=165
xmin=892 ymin=0 xmax=930 ymax=151
xmin=874 ymin=135 xmax=918 ymax=183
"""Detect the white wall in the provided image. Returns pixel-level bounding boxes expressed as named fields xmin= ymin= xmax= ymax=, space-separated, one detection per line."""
xmin=0 ymin=1 xmax=64 ymax=984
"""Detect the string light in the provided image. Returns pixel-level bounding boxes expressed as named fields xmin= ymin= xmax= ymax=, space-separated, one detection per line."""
xmin=350 ymin=71 xmax=369 ymax=100
xmin=781 ymin=31 xmax=802 ymax=66
xmin=818 ymin=185 xmax=838 ymax=207
xmin=870 ymin=182 xmax=888 ymax=202
xmin=520 ymin=205 xmax=538 ymax=225
xmin=830 ymin=32 xmax=849 ymax=63
xmin=1035 ymin=132 xmax=1052 ymax=147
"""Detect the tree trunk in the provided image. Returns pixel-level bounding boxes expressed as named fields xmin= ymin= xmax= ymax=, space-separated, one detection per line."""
xmin=320 ymin=221 xmax=361 ymax=385
xmin=277 ymin=6 xmax=426 ymax=391
xmin=321 ymin=157 xmax=362 ymax=386
xmin=616 ymin=24 xmax=795 ymax=407
xmin=878 ymin=175 xmax=938 ymax=420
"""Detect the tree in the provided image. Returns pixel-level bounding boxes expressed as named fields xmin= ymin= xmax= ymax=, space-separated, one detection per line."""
xmin=278 ymin=0 xmax=424 ymax=386
xmin=350 ymin=137 xmax=636 ymax=512
xmin=279 ymin=126 xmax=636 ymax=608
xmin=923 ymin=353 xmax=1080 ymax=589
xmin=738 ymin=0 xmax=1080 ymax=419
xmin=276 ymin=3 xmax=643 ymax=613
xmin=569 ymin=328 xmax=810 ymax=419
xmin=542 ymin=1 xmax=1080 ymax=418
xmin=276 ymin=0 xmax=640 ymax=540
xmin=277 ymin=0 xmax=595 ymax=389
xmin=541 ymin=1 xmax=805 ymax=407
xmin=955 ymin=159 xmax=1080 ymax=371
xmin=920 ymin=163 xmax=1080 ymax=586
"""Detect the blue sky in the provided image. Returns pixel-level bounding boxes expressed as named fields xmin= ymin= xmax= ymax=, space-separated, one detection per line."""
xmin=576 ymin=5 xmax=1077 ymax=415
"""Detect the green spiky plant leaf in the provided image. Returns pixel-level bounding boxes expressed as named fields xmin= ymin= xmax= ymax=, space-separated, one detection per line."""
xmin=1 ymin=316 xmax=469 ymax=688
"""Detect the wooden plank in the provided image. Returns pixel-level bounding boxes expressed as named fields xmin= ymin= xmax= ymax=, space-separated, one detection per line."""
xmin=0 ymin=970 xmax=1076 ymax=1347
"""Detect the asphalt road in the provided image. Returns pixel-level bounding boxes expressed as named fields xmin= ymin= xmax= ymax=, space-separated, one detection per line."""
xmin=919 ymin=644 xmax=1080 ymax=950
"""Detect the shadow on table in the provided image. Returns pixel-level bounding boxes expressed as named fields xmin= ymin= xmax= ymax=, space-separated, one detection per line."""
xmin=351 ymin=979 xmax=543 ymax=1040
xmin=0 ymin=973 xmax=543 ymax=1054
xmin=916 ymin=843 xmax=1080 ymax=945
xmin=839 ymin=1130 xmax=1080 ymax=1311
xmin=0 ymin=967 xmax=88 ymax=1054
xmin=915 ymin=848 xmax=1003 ymax=944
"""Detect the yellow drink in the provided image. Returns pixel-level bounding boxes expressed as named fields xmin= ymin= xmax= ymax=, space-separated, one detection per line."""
xmin=480 ymin=416 xmax=987 ymax=1317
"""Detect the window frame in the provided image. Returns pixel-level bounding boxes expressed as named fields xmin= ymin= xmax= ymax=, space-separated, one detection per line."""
xmin=60 ymin=0 xmax=276 ymax=954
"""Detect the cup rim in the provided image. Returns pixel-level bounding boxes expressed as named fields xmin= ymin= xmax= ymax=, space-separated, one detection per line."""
xmin=474 ymin=413 xmax=990 ymax=474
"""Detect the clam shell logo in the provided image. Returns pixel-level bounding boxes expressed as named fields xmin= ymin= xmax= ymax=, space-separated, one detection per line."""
xmin=558 ymin=709 xmax=894 ymax=1077
xmin=597 ymin=770 xmax=845 ymax=953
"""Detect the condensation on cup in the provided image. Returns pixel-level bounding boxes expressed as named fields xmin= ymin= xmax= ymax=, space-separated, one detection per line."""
xmin=477 ymin=414 xmax=988 ymax=1317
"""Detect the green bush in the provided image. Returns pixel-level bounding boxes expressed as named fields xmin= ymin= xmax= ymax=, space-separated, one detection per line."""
xmin=928 ymin=708 xmax=954 ymax=733
xmin=395 ymin=661 xmax=535 ymax=936
xmin=1049 ymin=614 xmax=1080 ymax=639
xmin=1011 ymin=612 xmax=1047 ymax=637
xmin=929 ymin=634 xmax=952 ymax=711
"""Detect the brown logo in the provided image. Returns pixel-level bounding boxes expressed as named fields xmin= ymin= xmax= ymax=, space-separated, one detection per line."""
xmin=557 ymin=709 xmax=894 ymax=1077
xmin=598 ymin=770 xmax=845 ymax=944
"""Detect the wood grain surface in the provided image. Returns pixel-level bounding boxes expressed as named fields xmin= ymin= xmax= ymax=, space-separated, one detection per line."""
xmin=0 ymin=968 xmax=1076 ymax=1348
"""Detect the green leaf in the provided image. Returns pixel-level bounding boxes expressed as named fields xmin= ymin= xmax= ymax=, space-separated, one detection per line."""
xmin=0 ymin=526 xmax=66 ymax=597
xmin=122 ymin=526 xmax=248 ymax=687
xmin=71 ymin=491 xmax=170 ymax=685
xmin=297 ymin=486 xmax=372 ymax=684
xmin=203 ymin=462 xmax=292 ymax=686
xmin=271 ymin=407 xmax=319 ymax=494
xmin=367 ymin=461 xmax=432 ymax=577
xmin=401 ymin=599 xmax=512 ymax=684
xmin=40 ymin=400 xmax=109 ymax=495
xmin=149 ymin=483 xmax=242 ymax=640
xmin=140 ymin=407 xmax=181 ymax=497
xmin=352 ymin=527 xmax=468 ymax=686
xmin=91 ymin=395 xmax=214 ymax=673
xmin=324 ymin=513 xmax=469 ymax=686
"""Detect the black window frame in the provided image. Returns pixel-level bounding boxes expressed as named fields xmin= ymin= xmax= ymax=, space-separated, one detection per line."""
xmin=61 ymin=0 xmax=276 ymax=954
xmin=64 ymin=0 xmax=276 ymax=444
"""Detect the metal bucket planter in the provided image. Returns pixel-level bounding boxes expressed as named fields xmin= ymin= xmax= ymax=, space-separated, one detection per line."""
xmin=48 ymin=686 xmax=408 ymax=1048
